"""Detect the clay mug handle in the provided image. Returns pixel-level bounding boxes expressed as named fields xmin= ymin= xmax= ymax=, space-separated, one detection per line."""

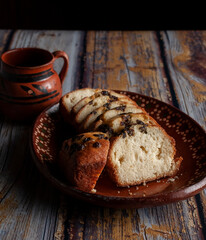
xmin=52 ymin=50 xmax=69 ymax=84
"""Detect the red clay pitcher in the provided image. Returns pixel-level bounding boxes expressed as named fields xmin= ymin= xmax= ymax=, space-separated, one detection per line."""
xmin=0 ymin=47 xmax=69 ymax=121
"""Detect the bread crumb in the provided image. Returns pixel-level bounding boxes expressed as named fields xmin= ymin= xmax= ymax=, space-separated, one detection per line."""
xmin=167 ymin=175 xmax=179 ymax=183
xmin=91 ymin=189 xmax=97 ymax=193
xmin=167 ymin=178 xmax=175 ymax=183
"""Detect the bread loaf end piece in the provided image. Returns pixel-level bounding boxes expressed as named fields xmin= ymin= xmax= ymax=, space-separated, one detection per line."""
xmin=58 ymin=132 xmax=110 ymax=192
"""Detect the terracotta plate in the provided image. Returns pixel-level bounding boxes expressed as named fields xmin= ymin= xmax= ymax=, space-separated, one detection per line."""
xmin=30 ymin=90 xmax=206 ymax=208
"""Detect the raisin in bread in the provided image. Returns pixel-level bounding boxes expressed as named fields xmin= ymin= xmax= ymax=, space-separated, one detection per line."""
xmin=58 ymin=132 xmax=110 ymax=192
xmin=107 ymin=124 xmax=183 ymax=187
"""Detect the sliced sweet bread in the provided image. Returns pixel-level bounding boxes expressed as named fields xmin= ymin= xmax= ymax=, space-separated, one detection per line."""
xmin=93 ymin=105 xmax=145 ymax=131
xmin=96 ymin=112 xmax=158 ymax=135
xmin=81 ymin=100 xmax=137 ymax=131
xmin=71 ymin=89 xmax=128 ymax=115
xmin=59 ymin=88 xmax=183 ymax=190
xmin=74 ymin=91 xmax=140 ymax=126
xmin=60 ymin=88 xmax=99 ymax=124
xmin=58 ymin=132 xmax=110 ymax=192
xmin=107 ymin=124 xmax=183 ymax=187
xmin=71 ymin=89 xmax=104 ymax=114
xmin=109 ymin=112 xmax=159 ymax=128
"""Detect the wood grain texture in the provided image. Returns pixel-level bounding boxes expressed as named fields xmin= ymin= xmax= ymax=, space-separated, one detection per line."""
xmin=160 ymin=30 xmax=206 ymax=236
xmin=82 ymin=31 xmax=173 ymax=104
xmin=56 ymin=198 xmax=204 ymax=240
xmin=0 ymin=30 xmax=12 ymax=55
xmin=0 ymin=30 xmax=205 ymax=240
xmin=0 ymin=30 xmax=85 ymax=240
xmin=161 ymin=31 xmax=206 ymax=129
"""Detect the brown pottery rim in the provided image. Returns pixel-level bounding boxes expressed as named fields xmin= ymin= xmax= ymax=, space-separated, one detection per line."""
xmin=1 ymin=47 xmax=54 ymax=69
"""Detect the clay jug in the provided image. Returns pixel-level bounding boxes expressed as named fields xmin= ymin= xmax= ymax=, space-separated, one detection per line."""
xmin=0 ymin=47 xmax=69 ymax=121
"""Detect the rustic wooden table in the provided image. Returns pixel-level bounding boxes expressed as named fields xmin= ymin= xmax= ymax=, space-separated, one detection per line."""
xmin=0 ymin=30 xmax=205 ymax=240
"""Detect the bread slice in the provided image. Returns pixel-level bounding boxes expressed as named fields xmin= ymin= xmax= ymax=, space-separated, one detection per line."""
xmin=60 ymin=88 xmax=99 ymax=124
xmin=107 ymin=124 xmax=183 ymax=187
xmin=58 ymin=132 xmax=110 ymax=192
xmin=74 ymin=91 xmax=139 ymax=126
xmin=72 ymin=89 xmax=127 ymax=115
xmin=71 ymin=89 xmax=104 ymax=114
xmin=93 ymin=106 xmax=145 ymax=131
xmin=96 ymin=112 xmax=158 ymax=135
xmin=81 ymin=100 xmax=137 ymax=131
xmin=108 ymin=112 xmax=159 ymax=129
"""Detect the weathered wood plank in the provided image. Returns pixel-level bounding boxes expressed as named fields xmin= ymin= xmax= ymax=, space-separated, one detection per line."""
xmin=0 ymin=30 xmax=85 ymax=240
xmin=161 ymin=29 xmax=206 ymax=237
xmin=56 ymin=197 xmax=204 ymax=240
xmin=161 ymin=32 xmax=206 ymax=177
xmin=83 ymin=31 xmax=173 ymax=104
xmin=161 ymin=30 xmax=206 ymax=129
xmin=0 ymin=120 xmax=60 ymax=240
xmin=0 ymin=30 xmax=12 ymax=55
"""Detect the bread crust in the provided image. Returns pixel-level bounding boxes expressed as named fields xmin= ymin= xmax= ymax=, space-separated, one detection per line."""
xmin=72 ymin=89 xmax=144 ymax=128
xmin=81 ymin=100 xmax=137 ymax=132
xmin=93 ymin=106 xmax=145 ymax=131
xmin=107 ymin=156 xmax=182 ymax=187
xmin=94 ymin=112 xmax=158 ymax=134
xmin=59 ymin=88 xmax=97 ymax=124
xmin=58 ymin=132 xmax=110 ymax=191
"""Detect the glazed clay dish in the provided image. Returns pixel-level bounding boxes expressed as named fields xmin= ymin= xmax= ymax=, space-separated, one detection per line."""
xmin=30 ymin=90 xmax=206 ymax=208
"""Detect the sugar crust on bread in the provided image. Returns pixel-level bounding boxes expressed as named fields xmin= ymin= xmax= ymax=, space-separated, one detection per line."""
xmin=59 ymin=132 xmax=110 ymax=191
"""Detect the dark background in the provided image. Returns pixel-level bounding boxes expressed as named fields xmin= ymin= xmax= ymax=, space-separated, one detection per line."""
xmin=0 ymin=0 xmax=89 ymax=29
xmin=0 ymin=0 xmax=133 ymax=30
xmin=0 ymin=1 xmax=198 ymax=30
xmin=0 ymin=0 xmax=203 ymax=30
